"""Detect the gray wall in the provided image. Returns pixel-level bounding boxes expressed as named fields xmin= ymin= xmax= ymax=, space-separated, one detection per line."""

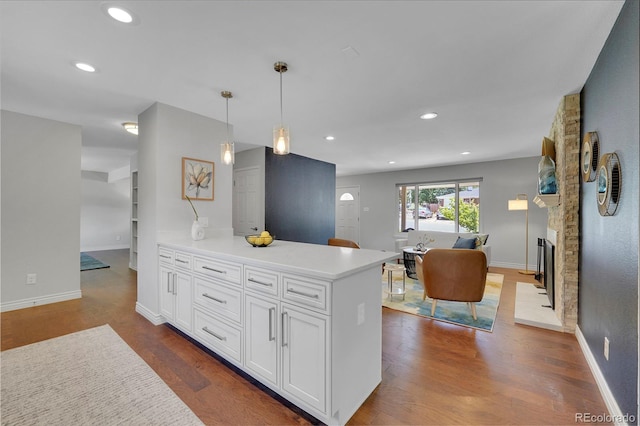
xmin=1 ymin=110 xmax=81 ymax=310
xmin=579 ymin=0 xmax=639 ymax=418
xmin=337 ymin=156 xmax=547 ymax=268
xmin=80 ymin=171 xmax=130 ymax=252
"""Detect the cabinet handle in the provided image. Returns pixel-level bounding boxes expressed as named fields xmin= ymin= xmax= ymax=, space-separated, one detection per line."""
xmin=281 ymin=312 xmax=288 ymax=347
xmin=167 ymin=272 xmax=172 ymax=293
xmin=287 ymin=288 xmax=319 ymax=299
xmin=251 ymin=227 xmax=258 ymax=231
xmin=176 ymin=259 xmax=188 ymax=264
xmin=268 ymin=308 xmax=275 ymax=341
xmin=172 ymin=273 xmax=177 ymax=295
xmin=202 ymin=327 xmax=227 ymax=341
xmin=202 ymin=293 xmax=227 ymax=304
xmin=160 ymin=254 xmax=171 ymax=259
xmin=202 ymin=266 xmax=226 ymax=274
xmin=248 ymin=277 xmax=273 ymax=287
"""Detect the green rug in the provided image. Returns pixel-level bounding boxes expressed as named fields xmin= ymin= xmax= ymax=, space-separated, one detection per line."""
xmin=382 ymin=272 xmax=504 ymax=332
xmin=80 ymin=253 xmax=110 ymax=271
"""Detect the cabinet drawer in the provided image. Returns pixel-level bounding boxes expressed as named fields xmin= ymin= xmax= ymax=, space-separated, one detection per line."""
xmin=194 ymin=307 xmax=242 ymax=364
xmin=174 ymin=251 xmax=192 ymax=270
xmin=282 ymin=275 xmax=329 ymax=312
xmin=244 ymin=267 xmax=279 ymax=297
xmin=194 ymin=256 xmax=242 ymax=285
xmin=194 ymin=277 xmax=242 ymax=324
xmin=158 ymin=247 xmax=174 ymax=265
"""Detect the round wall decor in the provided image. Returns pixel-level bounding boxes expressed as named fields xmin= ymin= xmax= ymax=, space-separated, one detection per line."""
xmin=596 ymin=152 xmax=621 ymax=216
xmin=582 ymin=132 xmax=599 ymax=182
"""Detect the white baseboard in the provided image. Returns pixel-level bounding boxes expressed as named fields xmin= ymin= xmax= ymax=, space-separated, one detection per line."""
xmin=135 ymin=302 xmax=165 ymax=325
xmin=1 ymin=290 xmax=82 ymax=313
xmin=575 ymin=325 xmax=630 ymax=425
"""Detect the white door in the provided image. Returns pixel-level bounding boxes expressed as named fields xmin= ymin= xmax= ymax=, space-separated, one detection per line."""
xmin=233 ymin=167 xmax=262 ymax=235
xmin=335 ymin=186 xmax=360 ymax=244
xmin=281 ymin=304 xmax=326 ymax=413
xmin=244 ymin=295 xmax=279 ymax=387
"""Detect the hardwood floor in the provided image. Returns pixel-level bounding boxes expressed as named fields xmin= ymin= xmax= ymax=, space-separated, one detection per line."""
xmin=1 ymin=249 xmax=610 ymax=425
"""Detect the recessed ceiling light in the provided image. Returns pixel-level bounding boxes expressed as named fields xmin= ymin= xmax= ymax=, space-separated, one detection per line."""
xmin=325 ymin=136 xmax=335 ymax=141
xmin=75 ymin=62 xmax=96 ymax=72
xmin=420 ymin=112 xmax=438 ymax=120
xmin=107 ymin=7 xmax=133 ymax=23
xmin=122 ymin=122 xmax=138 ymax=135
xmin=461 ymin=151 xmax=471 ymax=155
xmin=388 ymin=161 xmax=396 ymax=164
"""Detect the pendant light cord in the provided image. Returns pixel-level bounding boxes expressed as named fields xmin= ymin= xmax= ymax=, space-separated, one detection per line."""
xmin=279 ymin=70 xmax=284 ymax=127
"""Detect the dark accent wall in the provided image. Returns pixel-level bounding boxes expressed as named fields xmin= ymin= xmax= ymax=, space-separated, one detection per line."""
xmin=580 ymin=0 xmax=638 ymax=420
xmin=265 ymin=148 xmax=336 ymax=245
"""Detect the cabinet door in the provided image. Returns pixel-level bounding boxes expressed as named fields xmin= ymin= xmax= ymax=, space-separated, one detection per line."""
xmin=281 ymin=304 xmax=327 ymax=414
xmin=174 ymin=270 xmax=193 ymax=332
xmin=244 ymin=295 xmax=279 ymax=387
xmin=159 ymin=265 xmax=175 ymax=321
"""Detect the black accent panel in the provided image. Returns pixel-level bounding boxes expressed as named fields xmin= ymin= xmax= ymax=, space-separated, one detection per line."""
xmin=265 ymin=148 xmax=336 ymax=245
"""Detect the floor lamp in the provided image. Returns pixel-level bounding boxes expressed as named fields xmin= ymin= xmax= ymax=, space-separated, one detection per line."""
xmin=508 ymin=194 xmax=535 ymax=275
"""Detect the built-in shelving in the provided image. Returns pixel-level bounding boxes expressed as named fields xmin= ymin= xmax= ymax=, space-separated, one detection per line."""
xmin=130 ymin=170 xmax=138 ymax=270
xmin=533 ymin=193 xmax=560 ymax=208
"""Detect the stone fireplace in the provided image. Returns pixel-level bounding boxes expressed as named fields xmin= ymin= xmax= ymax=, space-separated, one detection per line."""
xmin=543 ymin=93 xmax=580 ymax=332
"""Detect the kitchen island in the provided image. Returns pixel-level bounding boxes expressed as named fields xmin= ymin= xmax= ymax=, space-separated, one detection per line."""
xmin=156 ymin=236 xmax=397 ymax=425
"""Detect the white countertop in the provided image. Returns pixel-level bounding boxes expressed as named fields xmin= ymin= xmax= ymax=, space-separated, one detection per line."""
xmin=158 ymin=236 xmax=398 ymax=280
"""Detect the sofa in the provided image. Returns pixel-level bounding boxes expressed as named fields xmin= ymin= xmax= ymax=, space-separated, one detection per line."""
xmin=395 ymin=230 xmax=491 ymax=265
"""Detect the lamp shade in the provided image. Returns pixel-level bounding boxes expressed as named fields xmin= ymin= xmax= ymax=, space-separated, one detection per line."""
xmin=508 ymin=199 xmax=528 ymax=211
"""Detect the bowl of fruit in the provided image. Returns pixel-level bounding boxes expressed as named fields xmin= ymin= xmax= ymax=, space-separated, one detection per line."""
xmin=245 ymin=231 xmax=274 ymax=247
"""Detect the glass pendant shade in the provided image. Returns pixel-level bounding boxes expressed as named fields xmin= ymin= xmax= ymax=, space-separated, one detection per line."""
xmin=273 ymin=125 xmax=290 ymax=155
xmin=221 ymin=142 xmax=234 ymax=165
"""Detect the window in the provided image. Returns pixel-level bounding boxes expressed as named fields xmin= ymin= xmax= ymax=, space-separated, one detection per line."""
xmin=397 ymin=180 xmax=481 ymax=233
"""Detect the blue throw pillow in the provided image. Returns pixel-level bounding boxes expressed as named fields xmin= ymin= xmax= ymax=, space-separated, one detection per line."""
xmin=452 ymin=237 xmax=477 ymax=249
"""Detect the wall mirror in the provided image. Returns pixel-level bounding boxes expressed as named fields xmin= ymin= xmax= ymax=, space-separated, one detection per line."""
xmin=596 ymin=152 xmax=621 ymax=216
xmin=582 ymin=132 xmax=599 ymax=182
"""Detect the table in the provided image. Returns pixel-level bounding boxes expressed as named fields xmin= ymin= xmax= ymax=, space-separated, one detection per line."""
xmin=383 ymin=263 xmax=406 ymax=300
xmin=402 ymin=246 xmax=429 ymax=279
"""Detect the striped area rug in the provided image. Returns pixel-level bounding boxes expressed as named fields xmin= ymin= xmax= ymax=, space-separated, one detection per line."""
xmin=1 ymin=325 xmax=203 ymax=426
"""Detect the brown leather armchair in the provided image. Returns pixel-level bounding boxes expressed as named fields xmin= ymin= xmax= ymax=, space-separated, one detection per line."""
xmin=419 ymin=248 xmax=487 ymax=320
xmin=327 ymin=238 xmax=360 ymax=249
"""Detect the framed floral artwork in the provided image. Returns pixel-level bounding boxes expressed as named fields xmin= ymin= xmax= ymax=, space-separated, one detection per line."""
xmin=182 ymin=157 xmax=214 ymax=200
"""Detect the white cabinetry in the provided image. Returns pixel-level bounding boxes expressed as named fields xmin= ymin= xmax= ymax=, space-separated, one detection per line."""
xmin=281 ymin=302 xmax=327 ymax=413
xmin=157 ymin=240 xmax=390 ymax=425
xmin=158 ymin=248 xmax=193 ymax=333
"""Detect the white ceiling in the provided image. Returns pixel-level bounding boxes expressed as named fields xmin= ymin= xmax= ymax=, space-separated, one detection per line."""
xmin=1 ymin=1 xmax=624 ymax=177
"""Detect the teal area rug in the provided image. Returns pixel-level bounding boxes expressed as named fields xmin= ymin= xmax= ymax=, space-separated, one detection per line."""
xmin=382 ymin=273 xmax=504 ymax=332
xmin=80 ymin=253 xmax=110 ymax=271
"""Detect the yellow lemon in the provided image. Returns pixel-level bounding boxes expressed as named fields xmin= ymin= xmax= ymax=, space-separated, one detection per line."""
xmin=264 ymin=236 xmax=273 ymax=245
xmin=260 ymin=230 xmax=270 ymax=238
xmin=247 ymin=236 xmax=257 ymax=244
xmin=255 ymin=237 xmax=265 ymax=245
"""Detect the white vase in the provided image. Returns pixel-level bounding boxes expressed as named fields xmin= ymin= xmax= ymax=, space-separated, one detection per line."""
xmin=191 ymin=220 xmax=205 ymax=240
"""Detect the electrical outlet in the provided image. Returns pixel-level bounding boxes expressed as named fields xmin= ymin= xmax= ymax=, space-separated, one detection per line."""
xmin=604 ymin=337 xmax=610 ymax=360
xmin=26 ymin=273 xmax=37 ymax=285
xmin=199 ymin=217 xmax=209 ymax=227
xmin=116 ymin=235 xmax=121 ymax=241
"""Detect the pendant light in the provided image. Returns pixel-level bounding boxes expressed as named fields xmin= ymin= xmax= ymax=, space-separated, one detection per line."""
xmin=220 ymin=91 xmax=234 ymax=165
xmin=273 ymin=61 xmax=290 ymax=155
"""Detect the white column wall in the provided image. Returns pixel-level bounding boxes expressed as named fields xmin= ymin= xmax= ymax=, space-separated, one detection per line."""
xmin=136 ymin=102 xmax=233 ymax=321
